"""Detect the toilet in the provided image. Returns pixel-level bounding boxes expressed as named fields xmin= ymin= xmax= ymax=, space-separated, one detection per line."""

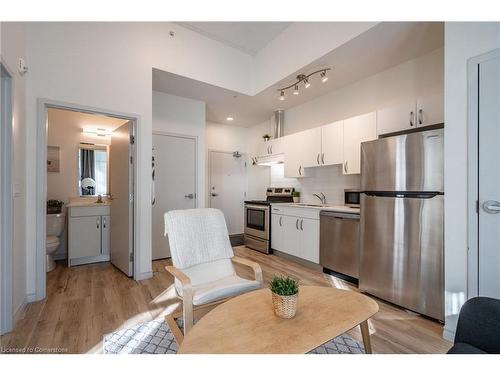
xmin=46 ymin=213 xmax=66 ymax=272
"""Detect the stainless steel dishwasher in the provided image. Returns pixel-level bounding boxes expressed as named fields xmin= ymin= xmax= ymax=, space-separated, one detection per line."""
xmin=320 ymin=211 xmax=360 ymax=280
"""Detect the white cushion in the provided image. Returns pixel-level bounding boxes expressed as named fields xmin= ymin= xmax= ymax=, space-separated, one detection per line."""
xmin=164 ymin=208 xmax=234 ymax=270
xmin=190 ymin=275 xmax=260 ymax=306
xmin=174 ymin=258 xmax=236 ymax=293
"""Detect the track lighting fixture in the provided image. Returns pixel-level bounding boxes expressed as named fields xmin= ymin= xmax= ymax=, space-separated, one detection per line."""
xmin=276 ymin=68 xmax=331 ymax=101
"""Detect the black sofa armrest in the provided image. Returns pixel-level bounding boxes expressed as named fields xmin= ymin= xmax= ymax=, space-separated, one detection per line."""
xmin=454 ymin=297 xmax=500 ymax=353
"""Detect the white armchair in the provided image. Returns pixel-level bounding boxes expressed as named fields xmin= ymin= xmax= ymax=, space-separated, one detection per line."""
xmin=163 ymin=208 xmax=263 ymax=339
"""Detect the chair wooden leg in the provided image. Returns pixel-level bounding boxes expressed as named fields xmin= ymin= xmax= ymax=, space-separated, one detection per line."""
xmin=183 ymin=297 xmax=194 ymax=336
xmin=360 ymin=320 xmax=373 ymax=354
xmin=165 ymin=313 xmax=184 ymax=345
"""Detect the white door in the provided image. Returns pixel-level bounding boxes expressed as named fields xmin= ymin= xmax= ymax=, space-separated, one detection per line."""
xmin=478 ymin=55 xmax=500 ymax=298
xmin=284 ymin=133 xmax=306 ymax=178
xmin=282 ymin=215 xmax=300 ymax=258
xmin=416 ymin=93 xmax=444 ymax=127
xmin=321 ymin=121 xmax=343 ymax=166
xmin=152 ymin=133 xmax=197 ymax=260
xmin=377 ymin=101 xmax=417 ymax=135
xmin=109 ymin=121 xmax=134 ymax=276
xmin=343 ymin=112 xmax=377 ymax=175
xmin=271 ymin=213 xmax=284 ymax=252
xmin=299 ymin=218 xmax=320 ymax=264
xmin=209 ymin=151 xmax=246 ymax=235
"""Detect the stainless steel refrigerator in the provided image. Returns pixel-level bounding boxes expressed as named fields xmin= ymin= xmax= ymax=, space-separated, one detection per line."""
xmin=359 ymin=128 xmax=444 ymax=321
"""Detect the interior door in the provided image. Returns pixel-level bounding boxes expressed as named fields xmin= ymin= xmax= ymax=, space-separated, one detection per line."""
xmin=109 ymin=121 xmax=134 ymax=276
xmin=209 ymin=151 xmax=246 ymax=235
xmin=478 ymin=55 xmax=500 ymax=299
xmin=152 ymin=133 xmax=196 ymax=260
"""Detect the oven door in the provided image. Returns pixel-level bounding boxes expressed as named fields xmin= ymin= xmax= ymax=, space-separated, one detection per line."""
xmin=244 ymin=204 xmax=270 ymax=240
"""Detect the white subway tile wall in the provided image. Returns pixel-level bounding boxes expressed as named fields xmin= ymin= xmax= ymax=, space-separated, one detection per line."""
xmin=270 ymin=164 xmax=360 ymax=205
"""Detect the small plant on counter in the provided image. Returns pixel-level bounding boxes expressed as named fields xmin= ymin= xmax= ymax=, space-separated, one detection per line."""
xmin=47 ymin=199 xmax=64 ymax=214
xmin=292 ymin=191 xmax=300 ymax=203
xmin=262 ymin=134 xmax=271 ymax=141
xmin=269 ymin=275 xmax=299 ymax=319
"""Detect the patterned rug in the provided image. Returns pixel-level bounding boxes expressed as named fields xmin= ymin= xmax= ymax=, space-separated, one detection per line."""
xmin=103 ymin=319 xmax=366 ymax=354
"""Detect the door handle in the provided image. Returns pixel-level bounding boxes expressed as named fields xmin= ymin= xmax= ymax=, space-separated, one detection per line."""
xmin=300 ymin=219 xmax=303 ymax=231
xmin=211 ymin=193 xmax=218 ymax=197
xmin=410 ymin=111 xmax=414 ymax=126
xmin=295 ymin=219 xmax=299 ymax=230
xmin=317 ymin=153 xmax=320 ymax=165
xmin=184 ymin=193 xmax=195 ymax=199
xmin=482 ymin=200 xmax=500 ymax=214
xmin=279 ymin=216 xmax=282 ymax=226
xmin=96 ymin=217 xmax=100 ymax=229
xmin=418 ymin=109 xmax=423 ymax=125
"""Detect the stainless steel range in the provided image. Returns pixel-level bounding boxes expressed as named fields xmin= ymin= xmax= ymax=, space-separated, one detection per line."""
xmin=244 ymin=187 xmax=294 ymax=254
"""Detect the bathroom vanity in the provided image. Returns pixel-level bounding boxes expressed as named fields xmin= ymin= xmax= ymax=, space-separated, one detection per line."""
xmin=67 ymin=201 xmax=111 ymax=266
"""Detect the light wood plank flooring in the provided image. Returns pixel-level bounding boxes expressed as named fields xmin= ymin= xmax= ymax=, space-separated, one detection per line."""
xmin=0 ymin=246 xmax=452 ymax=354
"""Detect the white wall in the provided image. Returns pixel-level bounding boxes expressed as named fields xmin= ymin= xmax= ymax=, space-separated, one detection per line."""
xmin=206 ymin=121 xmax=248 ymax=153
xmin=443 ymin=22 xmax=500 ymax=340
xmin=23 ymin=22 xmax=259 ymax=297
xmin=254 ymin=23 xmax=377 ymax=93
xmin=0 ymin=23 xmax=28 ymax=315
xmin=284 ymin=48 xmax=444 ymax=134
xmin=152 ymin=91 xmax=206 ymax=208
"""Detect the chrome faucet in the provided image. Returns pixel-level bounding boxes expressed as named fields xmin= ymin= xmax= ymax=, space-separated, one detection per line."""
xmin=313 ymin=192 xmax=326 ymax=205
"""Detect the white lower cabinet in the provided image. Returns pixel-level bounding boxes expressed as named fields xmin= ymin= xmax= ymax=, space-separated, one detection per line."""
xmin=68 ymin=205 xmax=111 ymax=266
xmin=271 ymin=207 xmax=319 ymax=264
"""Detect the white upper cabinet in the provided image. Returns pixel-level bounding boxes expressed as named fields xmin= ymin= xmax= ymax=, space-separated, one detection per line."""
xmin=416 ymin=93 xmax=444 ymax=127
xmin=300 ymin=127 xmax=322 ymax=168
xmin=284 ymin=132 xmax=307 ymax=178
xmin=377 ymin=93 xmax=444 ymax=136
xmin=343 ymin=112 xmax=377 ymax=175
xmin=321 ymin=120 xmax=343 ymax=166
xmin=377 ymin=101 xmax=417 ymax=135
xmin=257 ymin=137 xmax=285 ymax=157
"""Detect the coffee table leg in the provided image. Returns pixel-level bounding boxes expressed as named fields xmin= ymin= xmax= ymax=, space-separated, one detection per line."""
xmin=360 ymin=320 xmax=372 ymax=354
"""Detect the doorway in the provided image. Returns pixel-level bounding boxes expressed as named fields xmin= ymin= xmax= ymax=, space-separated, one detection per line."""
xmin=36 ymin=100 xmax=139 ymax=300
xmin=152 ymin=132 xmax=197 ymax=260
xmin=468 ymin=48 xmax=500 ymax=299
xmin=0 ymin=62 xmax=13 ymax=334
xmin=208 ymin=150 xmax=246 ymax=237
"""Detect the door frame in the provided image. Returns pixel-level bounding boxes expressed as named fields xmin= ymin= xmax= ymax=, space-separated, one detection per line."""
xmin=36 ymin=99 xmax=139 ymax=300
xmin=466 ymin=48 xmax=500 ymax=298
xmin=152 ymin=131 xmax=199 ymax=209
xmin=0 ymin=60 xmax=14 ymax=334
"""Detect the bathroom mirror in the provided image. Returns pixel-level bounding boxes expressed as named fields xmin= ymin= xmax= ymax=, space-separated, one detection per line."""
xmin=78 ymin=144 xmax=109 ymax=196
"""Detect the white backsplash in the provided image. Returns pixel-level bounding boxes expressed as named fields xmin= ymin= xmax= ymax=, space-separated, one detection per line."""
xmin=270 ymin=164 xmax=360 ymax=205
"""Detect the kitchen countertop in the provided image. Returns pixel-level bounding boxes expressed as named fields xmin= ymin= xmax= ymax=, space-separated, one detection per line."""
xmin=271 ymin=202 xmax=360 ymax=215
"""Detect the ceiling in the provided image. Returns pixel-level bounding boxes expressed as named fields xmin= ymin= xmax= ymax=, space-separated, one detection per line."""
xmin=48 ymin=108 xmax=129 ymax=131
xmin=153 ymin=22 xmax=444 ymax=127
xmin=176 ymin=22 xmax=292 ymax=55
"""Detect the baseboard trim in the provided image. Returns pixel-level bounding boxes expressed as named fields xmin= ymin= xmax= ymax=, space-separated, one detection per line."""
xmin=135 ymin=271 xmax=153 ymax=281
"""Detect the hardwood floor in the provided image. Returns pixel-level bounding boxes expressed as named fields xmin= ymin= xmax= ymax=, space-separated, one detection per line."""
xmin=0 ymin=246 xmax=452 ymax=354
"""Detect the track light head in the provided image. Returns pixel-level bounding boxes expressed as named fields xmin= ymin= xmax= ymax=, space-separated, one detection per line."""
xmin=304 ymin=78 xmax=310 ymax=88
xmin=293 ymin=85 xmax=299 ymax=95
xmin=279 ymin=90 xmax=285 ymax=101
xmin=321 ymin=71 xmax=328 ymax=83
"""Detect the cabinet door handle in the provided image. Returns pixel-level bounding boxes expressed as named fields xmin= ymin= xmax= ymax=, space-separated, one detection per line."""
xmin=96 ymin=217 xmax=100 ymax=229
xmin=279 ymin=216 xmax=282 ymax=226
xmin=299 ymin=166 xmax=302 ymax=175
xmin=409 ymin=111 xmax=414 ymax=126
xmin=270 ymin=146 xmax=273 ymax=154
xmin=295 ymin=219 xmax=299 ymax=230
xmin=418 ymin=109 xmax=423 ymax=125
xmin=300 ymin=219 xmax=303 ymax=231
xmin=321 ymin=153 xmax=325 ymax=164
xmin=343 ymin=161 xmax=348 ymax=173
xmin=103 ymin=217 xmax=106 ymax=228
xmin=317 ymin=153 xmax=320 ymax=165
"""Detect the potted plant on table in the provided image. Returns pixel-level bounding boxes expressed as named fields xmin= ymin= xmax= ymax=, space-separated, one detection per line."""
xmin=47 ymin=199 xmax=64 ymax=214
xmin=292 ymin=191 xmax=300 ymax=203
xmin=269 ymin=275 xmax=299 ymax=319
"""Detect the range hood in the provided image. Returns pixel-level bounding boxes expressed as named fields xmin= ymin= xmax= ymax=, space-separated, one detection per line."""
xmin=255 ymin=110 xmax=285 ymax=167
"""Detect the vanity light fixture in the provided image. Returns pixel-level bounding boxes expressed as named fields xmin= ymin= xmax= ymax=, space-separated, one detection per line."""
xmin=277 ymin=68 xmax=331 ymax=101
xmin=82 ymin=127 xmax=113 ymax=137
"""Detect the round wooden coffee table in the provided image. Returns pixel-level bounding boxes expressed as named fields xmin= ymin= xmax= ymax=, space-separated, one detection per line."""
xmin=178 ymin=286 xmax=379 ymax=354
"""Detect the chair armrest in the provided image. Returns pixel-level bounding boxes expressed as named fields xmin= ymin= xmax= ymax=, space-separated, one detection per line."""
xmin=231 ymin=256 xmax=263 ymax=286
xmin=165 ymin=265 xmax=192 ymax=294
xmin=455 ymin=296 xmax=500 ymax=353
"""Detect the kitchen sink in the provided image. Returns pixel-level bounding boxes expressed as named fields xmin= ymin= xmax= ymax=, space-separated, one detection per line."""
xmin=290 ymin=203 xmax=328 ymax=207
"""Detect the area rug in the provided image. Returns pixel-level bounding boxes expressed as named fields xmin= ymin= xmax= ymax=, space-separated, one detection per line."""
xmin=103 ymin=319 xmax=366 ymax=354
